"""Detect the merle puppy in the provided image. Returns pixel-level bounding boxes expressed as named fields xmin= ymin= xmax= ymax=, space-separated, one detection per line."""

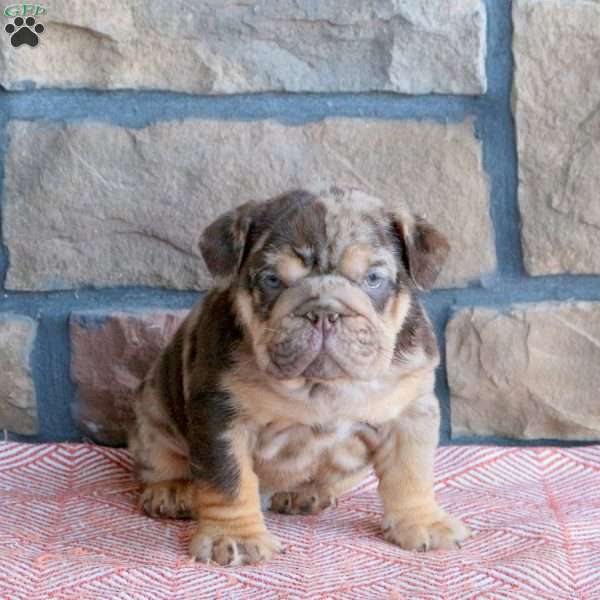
xmin=129 ymin=187 xmax=470 ymax=565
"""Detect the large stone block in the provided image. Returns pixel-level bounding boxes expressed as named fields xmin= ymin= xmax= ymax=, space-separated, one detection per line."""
xmin=3 ymin=119 xmax=495 ymax=291
xmin=0 ymin=316 xmax=38 ymax=435
xmin=513 ymin=0 xmax=600 ymax=275
xmin=447 ymin=302 xmax=600 ymax=440
xmin=0 ymin=1 xmax=486 ymax=94
xmin=70 ymin=310 xmax=188 ymax=445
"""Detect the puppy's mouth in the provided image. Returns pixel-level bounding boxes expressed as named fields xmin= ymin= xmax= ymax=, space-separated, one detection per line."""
xmin=265 ymin=308 xmax=378 ymax=381
xmin=301 ymin=352 xmax=347 ymax=380
xmin=267 ymin=337 xmax=349 ymax=381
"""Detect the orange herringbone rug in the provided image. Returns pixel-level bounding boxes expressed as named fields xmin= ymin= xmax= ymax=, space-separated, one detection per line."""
xmin=0 ymin=442 xmax=599 ymax=599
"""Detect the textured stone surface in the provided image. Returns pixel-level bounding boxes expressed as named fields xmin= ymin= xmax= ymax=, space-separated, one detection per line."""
xmin=70 ymin=310 xmax=188 ymax=445
xmin=513 ymin=0 xmax=600 ymax=275
xmin=4 ymin=119 xmax=494 ymax=291
xmin=0 ymin=316 xmax=38 ymax=435
xmin=0 ymin=1 xmax=486 ymax=94
xmin=447 ymin=302 xmax=600 ymax=441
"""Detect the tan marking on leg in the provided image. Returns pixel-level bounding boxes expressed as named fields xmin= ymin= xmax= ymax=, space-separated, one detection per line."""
xmin=189 ymin=426 xmax=281 ymax=566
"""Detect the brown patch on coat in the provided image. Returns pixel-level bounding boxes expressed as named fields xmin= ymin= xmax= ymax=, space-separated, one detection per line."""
xmin=130 ymin=289 xmax=243 ymax=497
xmin=199 ymin=189 xmax=322 ymax=282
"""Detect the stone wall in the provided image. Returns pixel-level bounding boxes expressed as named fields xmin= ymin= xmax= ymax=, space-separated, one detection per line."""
xmin=1 ymin=1 xmax=599 ymax=445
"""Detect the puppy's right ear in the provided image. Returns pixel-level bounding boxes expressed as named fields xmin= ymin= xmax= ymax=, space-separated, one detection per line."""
xmin=199 ymin=201 xmax=258 ymax=280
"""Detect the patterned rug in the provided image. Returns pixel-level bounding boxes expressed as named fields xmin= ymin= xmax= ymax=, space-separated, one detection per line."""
xmin=0 ymin=442 xmax=599 ymax=599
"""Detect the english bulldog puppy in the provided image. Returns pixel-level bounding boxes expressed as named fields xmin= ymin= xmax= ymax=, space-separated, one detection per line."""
xmin=129 ymin=187 xmax=470 ymax=566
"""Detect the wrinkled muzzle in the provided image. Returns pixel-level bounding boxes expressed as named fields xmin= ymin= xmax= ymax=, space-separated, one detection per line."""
xmin=262 ymin=277 xmax=395 ymax=381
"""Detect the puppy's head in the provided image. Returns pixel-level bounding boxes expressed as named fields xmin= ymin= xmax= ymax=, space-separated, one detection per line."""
xmin=200 ymin=188 xmax=449 ymax=381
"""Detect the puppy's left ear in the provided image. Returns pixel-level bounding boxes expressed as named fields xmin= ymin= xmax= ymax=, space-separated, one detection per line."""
xmin=390 ymin=213 xmax=450 ymax=290
xmin=199 ymin=201 xmax=258 ymax=280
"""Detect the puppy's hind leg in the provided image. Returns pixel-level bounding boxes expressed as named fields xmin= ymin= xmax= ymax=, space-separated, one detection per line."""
xmin=139 ymin=480 xmax=194 ymax=519
xmin=270 ymin=486 xmax=335 ymax=515
xmin=271 ymin=431 xmax=373 ymax=516
xmin=129 ymin=385 xmax=193 ymax=520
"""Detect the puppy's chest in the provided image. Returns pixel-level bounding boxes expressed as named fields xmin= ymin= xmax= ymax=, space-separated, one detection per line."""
xmin=251 ymin=420 xmax=376 ymax=492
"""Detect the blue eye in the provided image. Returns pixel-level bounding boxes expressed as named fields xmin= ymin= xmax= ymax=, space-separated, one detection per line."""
xmin=365 ymin=271 xmax=385 ymax=288
xmin=262 ymin=272 xmax=282 ymax=289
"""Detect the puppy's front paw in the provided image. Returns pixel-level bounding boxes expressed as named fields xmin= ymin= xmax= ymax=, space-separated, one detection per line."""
xmin=383 ymin=511 xmax=470 ymax=551
xmin=189 ymin=527 xmax=282 ymax=566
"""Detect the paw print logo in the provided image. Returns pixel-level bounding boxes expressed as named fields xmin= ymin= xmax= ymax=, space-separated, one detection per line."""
xmin=5 ymin=16 xmax=44 ymax=47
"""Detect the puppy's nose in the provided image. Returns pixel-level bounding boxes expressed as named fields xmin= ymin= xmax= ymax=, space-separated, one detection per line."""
xmin=303 ymin=309 xmax=340 ymax=332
